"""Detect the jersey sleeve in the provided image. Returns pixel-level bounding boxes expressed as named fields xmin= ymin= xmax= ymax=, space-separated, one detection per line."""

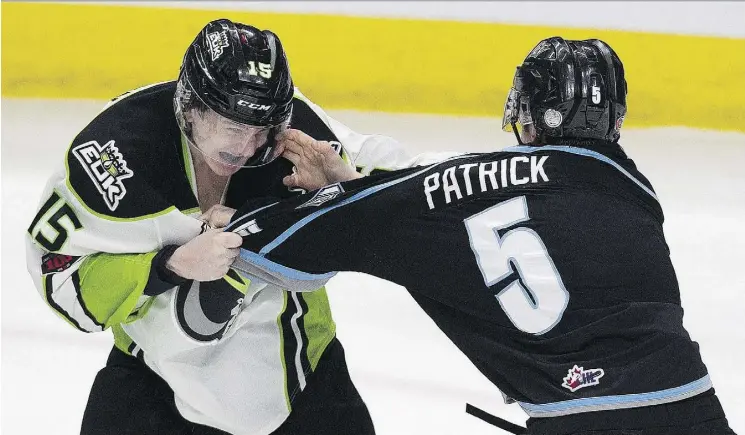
xmin=228 ymin=158 xmax=458 ymax=290
xmin=292 ymin=88 xmax=461 ymax=173
xmin=25 ymin=132 xmax=203 ymax=333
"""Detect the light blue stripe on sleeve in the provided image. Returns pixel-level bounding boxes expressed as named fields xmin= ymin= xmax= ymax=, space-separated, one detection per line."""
xmin=259 ymin=156 xmax=467 ymax=255
xmin=239 ymin=248 xmax=337 ymax=281
xmin=503 ymin=145 xmax=659 ymax=202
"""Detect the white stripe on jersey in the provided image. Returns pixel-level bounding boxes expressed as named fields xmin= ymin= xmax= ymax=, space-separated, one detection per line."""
xmin=290 ymin=292 xmax=307 ymax=390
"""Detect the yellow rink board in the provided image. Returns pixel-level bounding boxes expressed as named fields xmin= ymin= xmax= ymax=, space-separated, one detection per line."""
xmin=2 ymin=3 xmax=744 ymax=131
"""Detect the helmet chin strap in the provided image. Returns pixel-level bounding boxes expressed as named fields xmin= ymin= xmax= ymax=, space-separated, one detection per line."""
xmin=512 ymin=122 xmax=524 ymax=145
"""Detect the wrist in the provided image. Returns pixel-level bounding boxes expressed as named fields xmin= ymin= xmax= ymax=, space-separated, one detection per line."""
xmin=144 ymin=245 xmax=187 ymax=296
xmin=333 ymin=166 xmax=363 ymax=183
xmin=158 ymin=245 xmax=189 ymax=285
xmin=341 ymin=169 xmax=363 ymax=182
xmin=349 ymin=170 xmax=364 ymax=180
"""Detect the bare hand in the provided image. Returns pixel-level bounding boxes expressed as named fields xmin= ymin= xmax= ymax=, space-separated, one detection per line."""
xmin=199 ymin=205 xmax=237 ymax=229
xmin=166 ymin=229 xmax=242 ymax=281
xmin=277 ymin=129 xmax=362 ymax=191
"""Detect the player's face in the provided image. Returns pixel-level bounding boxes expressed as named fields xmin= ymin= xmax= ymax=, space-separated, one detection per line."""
xmin=188 ymin=109 xmax=277 ymax=176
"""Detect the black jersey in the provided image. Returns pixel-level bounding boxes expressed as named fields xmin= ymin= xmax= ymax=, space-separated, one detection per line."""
xmin=231 ymin=143 xmax=713 ymax=418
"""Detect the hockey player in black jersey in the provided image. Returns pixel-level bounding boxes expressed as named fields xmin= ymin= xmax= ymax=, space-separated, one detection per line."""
xmin=25 ymin=18 xmax=442 ymax=435
xmin=230 ymin=37 xmax=737 ymax=434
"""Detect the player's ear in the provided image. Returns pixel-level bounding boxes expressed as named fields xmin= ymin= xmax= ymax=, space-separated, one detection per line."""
xmin=520 ymin=124 xmax=538 ymax=145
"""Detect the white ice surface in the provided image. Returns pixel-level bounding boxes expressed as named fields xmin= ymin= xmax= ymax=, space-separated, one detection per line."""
xmin=2 ymin=98 xmax=744 ymax=434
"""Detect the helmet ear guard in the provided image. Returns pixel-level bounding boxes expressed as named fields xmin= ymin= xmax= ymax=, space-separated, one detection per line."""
xmin=240 ymin=114 xmax=292 ymax=168
xmin=502 ymin=84 xmax=536 ymax=145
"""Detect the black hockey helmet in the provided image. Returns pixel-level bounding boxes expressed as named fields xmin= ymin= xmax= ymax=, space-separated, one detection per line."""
xmin=502 ymin=37 xmax=627 ymax=145
xmin=175 ymin=18 xmax=294 ymax=167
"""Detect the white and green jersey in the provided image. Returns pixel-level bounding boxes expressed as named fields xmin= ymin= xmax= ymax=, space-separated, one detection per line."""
xmin=25 ymin=82 xmax=438 ymax=435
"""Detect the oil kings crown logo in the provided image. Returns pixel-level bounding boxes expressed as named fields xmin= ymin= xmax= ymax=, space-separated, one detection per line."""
xmin=561 ymin=365 xmax=605 ymax=392
xmin=72 ymin=140 xmax=133 ymax=211
xmin=207 ymin=30 xmax=229 ymax=61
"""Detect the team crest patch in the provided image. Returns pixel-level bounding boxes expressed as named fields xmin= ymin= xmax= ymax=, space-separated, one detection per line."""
xmin=207 ymin=31 xmax=229 ymax=61
xmin=297 ymin=183 xmax=344 ymax=209
xmin=562 ymin=365 xmax=605 ymax=392
xmin=72 ymin=140 xmax=133 ymax=211
xmin=543 ymin=109 xmax=563 ymax=128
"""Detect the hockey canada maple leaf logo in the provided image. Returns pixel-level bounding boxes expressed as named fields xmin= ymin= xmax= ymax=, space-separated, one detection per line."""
xmin=72 ymin=140 xmax=133 ymax=211
xmin=561 ymin=365 xmax=605 ymax=392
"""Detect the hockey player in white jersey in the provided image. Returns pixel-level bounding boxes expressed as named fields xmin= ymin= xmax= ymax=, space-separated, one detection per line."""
xmin=24 ymin=19 xmax=435 ymax=435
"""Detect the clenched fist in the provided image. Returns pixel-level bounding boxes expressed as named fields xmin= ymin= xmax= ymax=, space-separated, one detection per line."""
xmin=166 ymin=229 xmax=242 ymax=282
xmin=277 ymin=129 xmax=362 ymax=191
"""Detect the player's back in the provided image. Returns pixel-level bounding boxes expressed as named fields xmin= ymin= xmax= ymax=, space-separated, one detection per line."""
xmin=234 ymin=141 xmax=713 ymax=420
xmin=379 ymin=143 xmax=710 ymax=416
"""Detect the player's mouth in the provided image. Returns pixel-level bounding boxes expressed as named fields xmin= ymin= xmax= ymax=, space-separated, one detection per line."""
xmin=218 ymin=151 xmax=247 ymax=166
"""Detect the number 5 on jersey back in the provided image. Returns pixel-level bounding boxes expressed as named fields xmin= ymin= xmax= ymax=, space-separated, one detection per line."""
xmin=464 ymin=196 xmax=569 ymax=335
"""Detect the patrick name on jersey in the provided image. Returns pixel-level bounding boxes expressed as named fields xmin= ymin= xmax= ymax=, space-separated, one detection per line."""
xmin=423 ymin=155 xmax=549 ymax=210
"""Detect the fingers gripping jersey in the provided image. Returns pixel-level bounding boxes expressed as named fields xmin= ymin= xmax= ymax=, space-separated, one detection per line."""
xmin=232 ymin=144 xmax=713 ymax=418
xmin=26 ymin=82 xmax=432 ymax=435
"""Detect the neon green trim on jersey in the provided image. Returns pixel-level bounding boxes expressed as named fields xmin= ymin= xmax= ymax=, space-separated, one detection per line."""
xmin=180 ymin=134 xmax=197 ymax=197
xmin=355 ymin=165 xmax=395 ymax=176
xmin=63 ymin=142 xmax=177 ymax=222
xmin=300 ymin=288 xmax=336 ymax=372
xmin=123 ymin=296 xmax=156 ymax=324
xmin=112 ymin=324 xmax=134 ymax=355
xmin=78 ymin=252 xmax=157 ymax=329
xmin=277 ymin=291 xmax=291 ymax=412
xmin=223 ymin=273 xmax=250 ymax=295
xmin=181 ymin=207 xmax=201 ymax=216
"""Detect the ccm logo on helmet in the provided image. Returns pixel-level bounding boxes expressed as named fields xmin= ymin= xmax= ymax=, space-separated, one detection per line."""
xmin=237 ymin=100 xmax=271 ymax=111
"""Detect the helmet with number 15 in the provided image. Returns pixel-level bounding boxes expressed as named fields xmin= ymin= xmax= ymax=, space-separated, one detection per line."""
xmin=174 ymin=19 xmax=294 ymax=174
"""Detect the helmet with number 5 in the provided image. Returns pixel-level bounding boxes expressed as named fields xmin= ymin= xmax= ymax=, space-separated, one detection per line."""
xmin=174 ymin=19 xmax=294 ymax=171
xmin=502 ymin=37 xmax=627 ymax=145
